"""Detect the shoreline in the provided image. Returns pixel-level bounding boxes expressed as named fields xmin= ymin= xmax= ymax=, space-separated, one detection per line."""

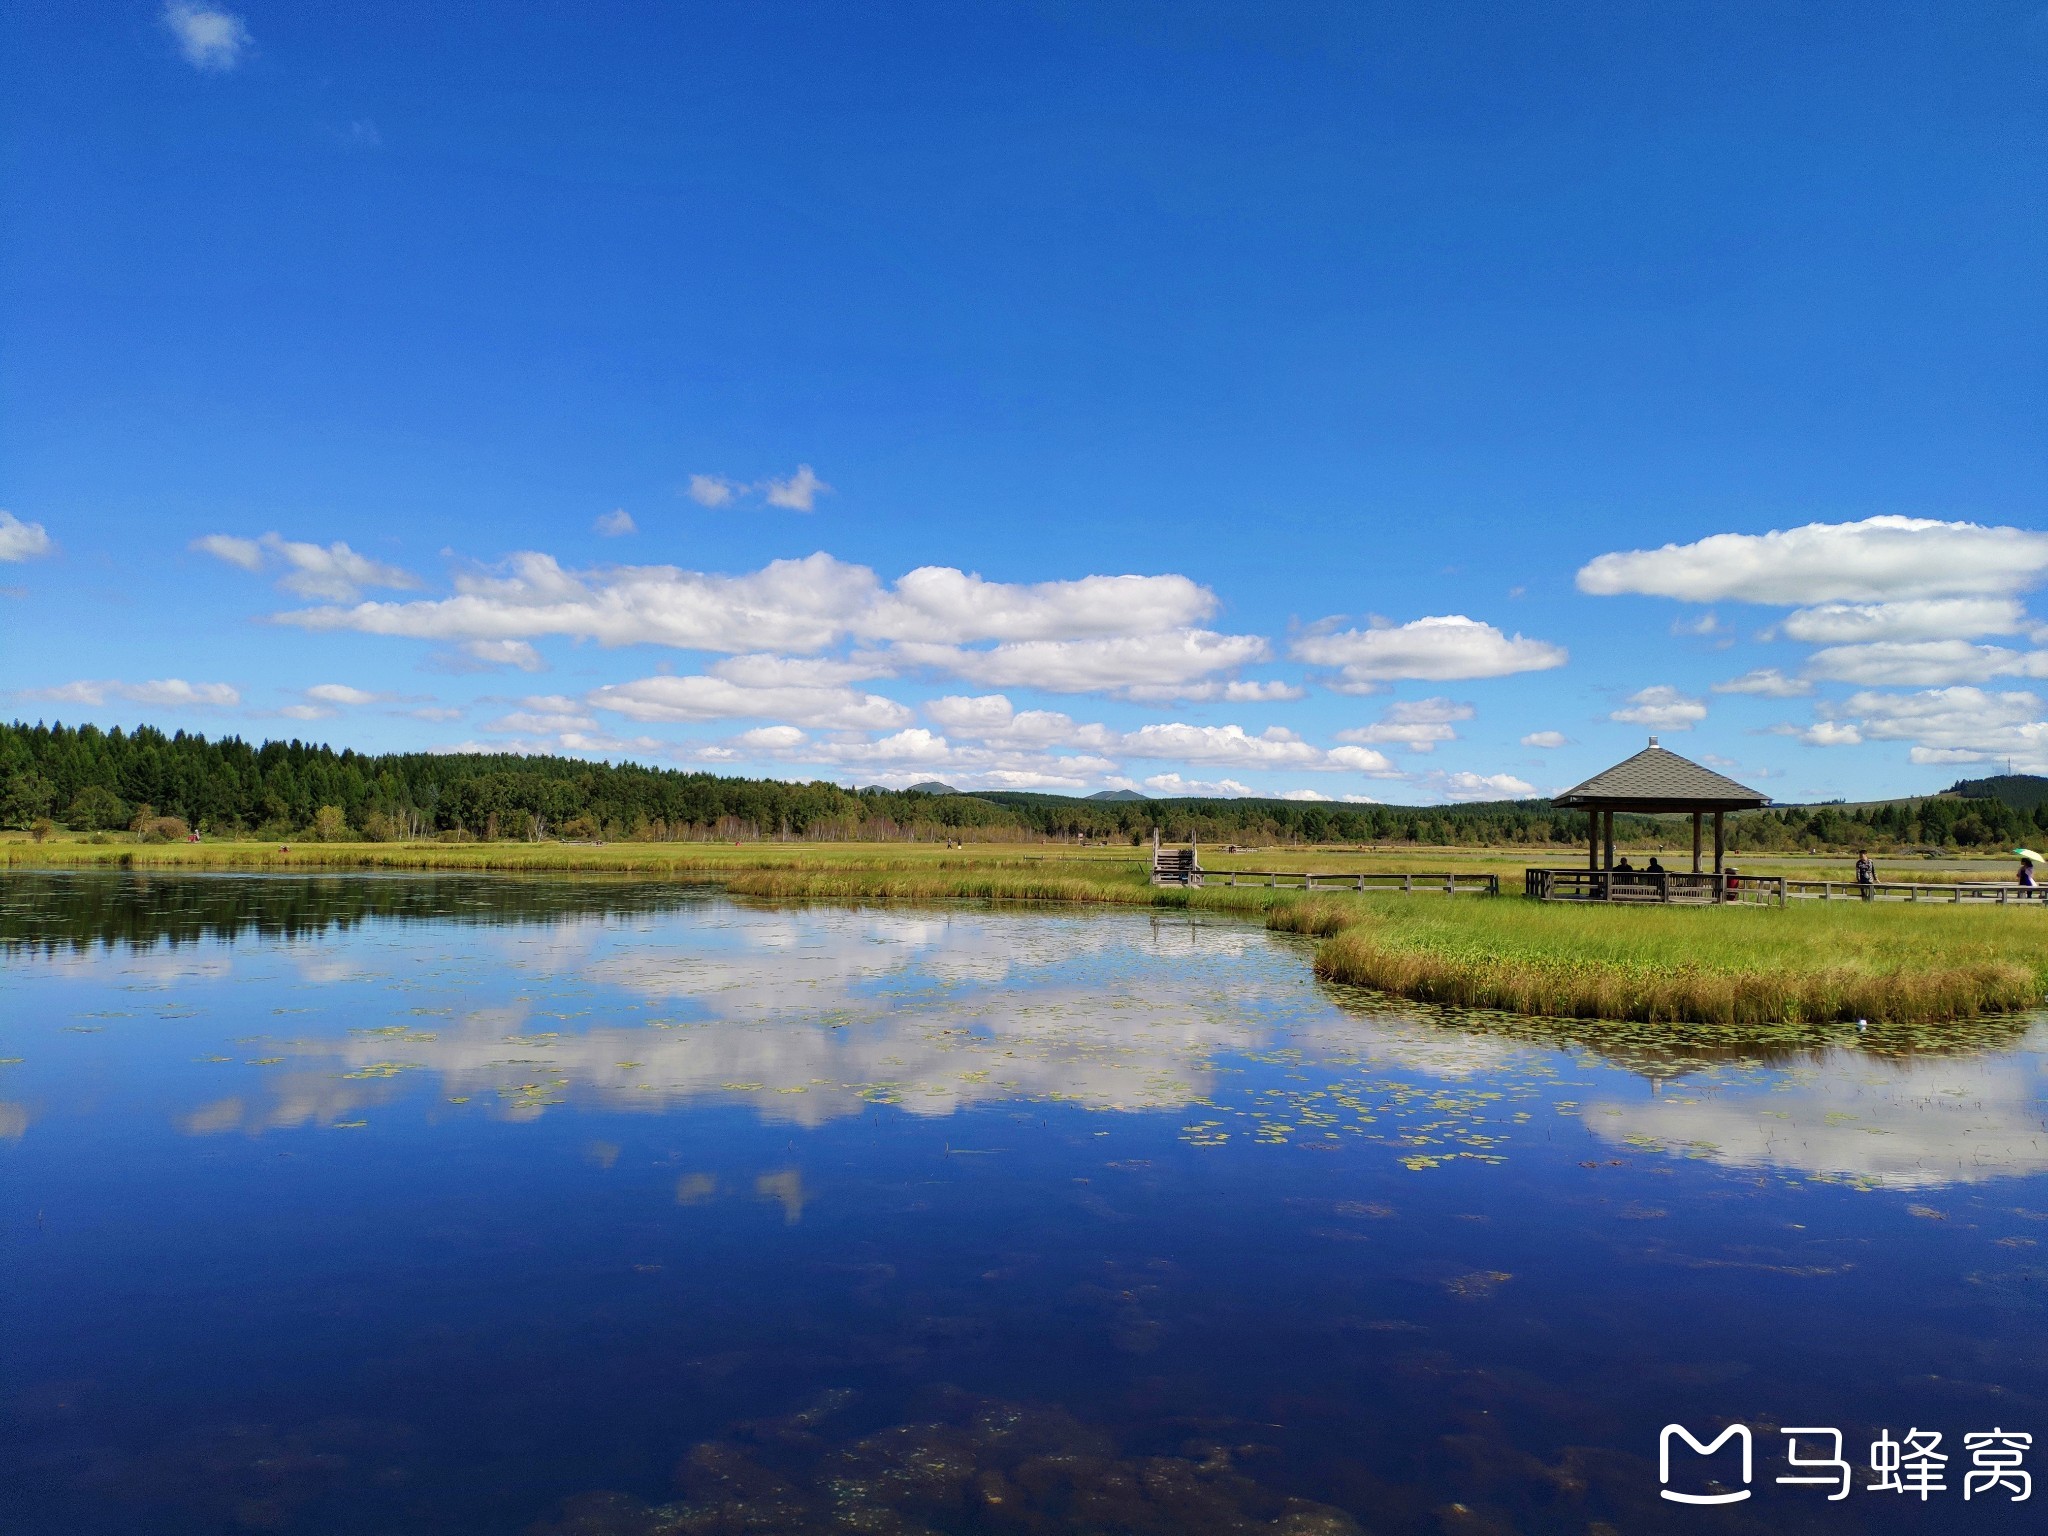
xmin=9 ymin=843 xmax=2045 ymax=1035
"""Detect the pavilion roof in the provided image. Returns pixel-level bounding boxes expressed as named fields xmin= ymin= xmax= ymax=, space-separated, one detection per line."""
xmin=1554 ymin=740 xmax=1768 ymax=811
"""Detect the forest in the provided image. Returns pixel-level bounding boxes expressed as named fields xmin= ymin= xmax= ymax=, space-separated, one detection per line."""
xmin=3 ymin=719 xmax=2045 ymax=850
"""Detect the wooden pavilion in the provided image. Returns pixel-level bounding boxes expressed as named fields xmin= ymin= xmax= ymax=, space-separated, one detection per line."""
xmin=1529 ymin=738 xmax=1770 ymax=902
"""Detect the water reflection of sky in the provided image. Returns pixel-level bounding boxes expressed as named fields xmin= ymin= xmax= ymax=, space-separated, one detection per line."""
xmin=13 ymin=898 xmax=2047 ymax=1188
xmin=1585 ymin=1044 xmax=2048 ymax=1188
xmin=7 ymin=878 xmax=2048 ymax=1535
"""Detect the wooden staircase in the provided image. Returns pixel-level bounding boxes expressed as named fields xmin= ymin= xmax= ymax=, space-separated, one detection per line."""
xmin=1148 ymin=829 xmax=1202 ymax=887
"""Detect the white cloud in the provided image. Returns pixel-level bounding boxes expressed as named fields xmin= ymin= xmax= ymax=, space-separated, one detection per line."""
xmin=1128 ymin=679 xmax=1304 ymax=703
xmin=733 ymin=725 xmax=807 ymax=751
xmin=192 ymin=532 xmax=263 ymax=570
xmin=1805 ymin=640 xmax=2048 ymax=688
xmin=1670 ymin=613 xmax=1721 ymax=637
xmin=1117 ymin=722 xmax=1319 ymax=767
xmin=460 ymin=639 xmax=546 ymax=672
xmin=588 ymin=674 xmax=913 ymax=731
xmin=695 ymin=702 xmax=1421 ymax=795
xmin=883 ymin=711 xmax=1402 ymax=778
xmin=275 ymin=555 xmax=1243 ymax=699
xmin=195 ymin=531 xmax=418 ymax=601
xmin=1795 ymin=721 xmax=1863 ymax=747
xmin=1578 ymin=517 xmax=2048 ymax=605
xmin=1324 ymin=744 xmax=1400 ymax=774
xmin=488 ymin=706 xmax=598 ymax=735
xmin=305 ymin=683 xmax=385 ymax=706
xmin=787 ymin=730 xmax=1114 ymax=792
xmin=687 ymin=466 xmax=832 ymax=512
xmin=594 ymin=509 xmax=636 ymax=537
xmin=163 ymin=2 xmax=250 ymax=72
xmin=1712 ymin=668 xmax=1811 ymax=698
xmin=1519 ymin=730 xmax=1569 ymax=749
xmin=687 ymin=475 xmax=737 ymax=507
xmin=1140 ymin=773 xmax=1257 ymax=798
xmin=25 ymin=678 xmax=240 ymax=709
xmin=1781 ymin=597 xmax=2025 ymax=644
xmin=1279 ymin=789 xmax=1333 ymax=802
xmin=265 ymin=538 xmax=418 ymax=601
xmin=1609 ymin=685 xmax=1708 ymax=731
xmin=284 ymin=551 xmax=875 ymax=653
xmin=1909 ymin=746 xmax=1995 ymax=765
xmin=1432 ymin=771 xmax=1537 ymax=802
xmin=1293 ymin=615 xmax=1567 ymax=689
xmin=820 ymin=727 xmax=952 ymax=764
xmin=707 ymin=653 xmax=892 ymax=687
xmin=762 ymin=465 xmax=830 ymax=511
xmin=1842 ymin=686 xmax=2041 ymax=736
xmin=894 ymin=630 xmax=1269 ymax=696
xmin=274 ymin=684 xmax=400 ymax=716
xmin=863 ymin=567 xmax=1216 ymax=644
xmin=925 ymin=694 xmax=1021 ymax=736
xmin=922 ymin=695 xmax=1116 ymax=751
xmin=0 ymin=511 xmax=55 ymax=562
xmin=448 ymin=727 xmax=666 ymax=760
xmin=1819 ymin=687 xmax=2048 ymax=770
xmin=1336 ymin=697 xmax=1473 ymax=752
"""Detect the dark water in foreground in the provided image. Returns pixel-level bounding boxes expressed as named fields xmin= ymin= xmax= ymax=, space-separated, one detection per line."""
xmin=4 ymin=874 xmax=2048 ymax=1534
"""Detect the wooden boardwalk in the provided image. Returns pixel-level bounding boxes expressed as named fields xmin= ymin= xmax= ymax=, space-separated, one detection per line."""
xmin=1213 ymin=869 xmax=1498 ymax=895
xmin=1148 ymin=854 xmax=1497 ymax=895
xmin=1787 ymin=878 xmax=2047 ymax=905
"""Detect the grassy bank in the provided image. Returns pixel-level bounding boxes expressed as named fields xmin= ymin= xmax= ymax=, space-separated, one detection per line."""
xmin=1272 ymin=896 xmax=2046 ymax=1033
xmin=9 ymin=838 xmax=2046 ymax=1030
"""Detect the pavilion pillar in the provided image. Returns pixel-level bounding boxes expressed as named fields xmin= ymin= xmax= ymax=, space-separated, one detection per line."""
xmin=1691 ymin=811 xmax=1702 ymax=873
xmin=1588 ymin=810 xmax=1599 ymax=871
xmin=1603 ymin=809 xmax=1614 ymax=870
xmin=1713 ymin=810 xmax=1725 ymax=874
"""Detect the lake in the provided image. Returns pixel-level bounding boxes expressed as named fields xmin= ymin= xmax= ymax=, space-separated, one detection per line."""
xmin=4 ymin=873 xmax=2046 ymax=1533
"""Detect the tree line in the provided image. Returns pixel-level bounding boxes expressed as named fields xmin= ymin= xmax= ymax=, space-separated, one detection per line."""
xmin=1 ymin=719 xmax=1603 ymax=845
xmin=6 ymin=719 xmax=2043 ymax=850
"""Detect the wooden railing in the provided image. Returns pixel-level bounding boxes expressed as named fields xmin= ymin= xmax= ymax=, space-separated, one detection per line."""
xmin=1525 ymin=868 xmax=1786 ymax=906
xmin=1214 ymin=870 xmax=1498 ymax=896
xmin=1787 ymin=879 xmax=2048 ymax=904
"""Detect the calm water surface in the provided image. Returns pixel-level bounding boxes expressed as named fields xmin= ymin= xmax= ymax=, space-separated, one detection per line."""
xmin=4 ymin=873 xmax=2048 ymax=1534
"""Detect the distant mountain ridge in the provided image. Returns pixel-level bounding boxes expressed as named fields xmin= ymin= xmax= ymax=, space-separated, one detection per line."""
xmin=1949 ymin=774 xmax=2048 ymax=812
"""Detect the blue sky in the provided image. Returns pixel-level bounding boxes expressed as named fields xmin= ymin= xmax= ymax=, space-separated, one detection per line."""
xmin=4 ymin=2 xmax=2045 ymax=803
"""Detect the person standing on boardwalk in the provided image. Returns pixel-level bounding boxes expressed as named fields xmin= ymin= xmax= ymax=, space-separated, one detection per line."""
xmin=1855 ymin=850 xmax=1876 ymax=900
xmin=2020 ymin=855 xmax=2038 ymax=899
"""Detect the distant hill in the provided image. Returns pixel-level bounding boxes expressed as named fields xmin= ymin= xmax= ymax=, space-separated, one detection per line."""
xmin=905 ymin=781 xmax=959 ymax=795
xmin=1086 ymin=789 xmax=1148 ymax=801
xmin=1949 ymin=774 xmax=2048 ymax=812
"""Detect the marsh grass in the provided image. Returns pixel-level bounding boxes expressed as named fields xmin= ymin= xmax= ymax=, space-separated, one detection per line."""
xmin=1273 ymin=896 xmax=2046 ymax=1029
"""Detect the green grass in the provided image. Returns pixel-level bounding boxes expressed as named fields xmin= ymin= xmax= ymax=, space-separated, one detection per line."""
xmin=9 ymin=836 xmax=2045 ymax=1032
xmin=1272 ymin=895 xmax=2047 ymax=1035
